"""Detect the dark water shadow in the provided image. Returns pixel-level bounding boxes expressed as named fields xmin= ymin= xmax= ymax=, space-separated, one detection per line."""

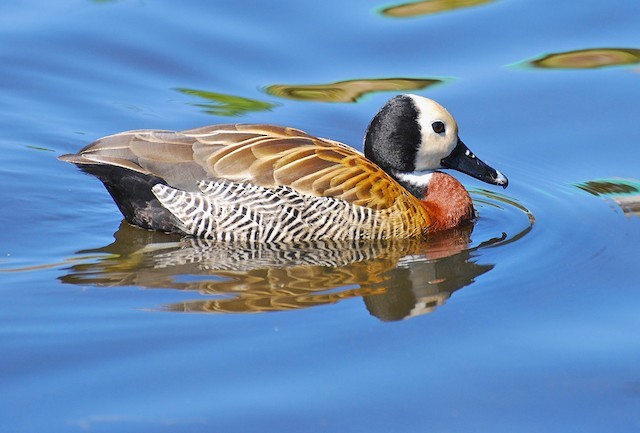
xmin=57 ymin=221 xmax=518 ymax=321
xmin=264 ymin=78 xmax=446 ymax=103
xmin=378 ymin=0 xmax=496 ymax=18
xmin=514 ymin=48 xmax=640 ymax=70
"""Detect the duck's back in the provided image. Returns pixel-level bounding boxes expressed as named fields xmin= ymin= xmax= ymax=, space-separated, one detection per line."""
xmin=59 ymin=124 xmax=432 ymax=240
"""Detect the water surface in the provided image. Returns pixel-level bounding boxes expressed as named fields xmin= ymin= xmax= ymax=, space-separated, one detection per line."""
xmin=1 ymin=0 xmax=640 ymax=432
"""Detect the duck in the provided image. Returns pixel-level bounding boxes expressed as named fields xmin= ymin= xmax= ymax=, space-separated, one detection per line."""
xmin=59 ymin=94 xmax=508 ymax=241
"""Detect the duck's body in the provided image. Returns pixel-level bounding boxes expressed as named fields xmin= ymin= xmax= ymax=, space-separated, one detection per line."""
xmin=60 ymin=95 xmax=507 ymax=241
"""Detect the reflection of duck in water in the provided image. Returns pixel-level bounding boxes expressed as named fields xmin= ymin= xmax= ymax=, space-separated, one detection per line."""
xmin=59 ymin=222 xmax=497 ymax=321
xmin=60 ymin=95 xmax=507 ymax=241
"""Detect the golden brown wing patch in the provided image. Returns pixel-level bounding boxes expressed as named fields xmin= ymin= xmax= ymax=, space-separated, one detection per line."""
xmin=183 ymin=124 xmax=417 ymax=211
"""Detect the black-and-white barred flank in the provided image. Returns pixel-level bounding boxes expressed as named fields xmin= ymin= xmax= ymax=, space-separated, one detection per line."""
xmin=152 ymin=180 xmax=383 ymax=241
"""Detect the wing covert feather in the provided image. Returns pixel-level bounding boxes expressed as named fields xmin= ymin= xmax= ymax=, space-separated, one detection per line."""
xmin=67 ymin=124 xmax=430 ymax=227
xmin=186 ymin=124 xmax=417 ymax=212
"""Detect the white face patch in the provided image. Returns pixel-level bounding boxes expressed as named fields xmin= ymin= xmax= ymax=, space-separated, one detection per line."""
xmin=406 ymin=94 xmax=460 ymax=171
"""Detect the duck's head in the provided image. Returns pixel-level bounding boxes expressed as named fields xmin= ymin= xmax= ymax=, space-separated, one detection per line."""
xmin=364 ymin=94 xmax=508 ymax=197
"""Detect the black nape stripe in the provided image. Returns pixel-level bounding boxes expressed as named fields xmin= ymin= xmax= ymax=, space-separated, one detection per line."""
xmin=364 ymin=95 xmax=421 ymax=173
xmin=394 ymin=177 xmax=425 ymax=199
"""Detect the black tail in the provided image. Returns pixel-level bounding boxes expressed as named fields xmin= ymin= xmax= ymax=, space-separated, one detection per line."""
xmin=76 ymin=164 xmax=179 ymax=233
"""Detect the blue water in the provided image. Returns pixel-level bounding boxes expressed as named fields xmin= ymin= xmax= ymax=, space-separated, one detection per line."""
xmin=2 ymin=0 xmax=640 ymax=432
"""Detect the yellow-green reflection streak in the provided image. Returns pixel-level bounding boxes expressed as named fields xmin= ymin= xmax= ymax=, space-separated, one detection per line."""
xmin=176 ymin=88 xmax=278 ymax=116
xmin=379 ymin=0 xmax=495 ymax=18
xmin=265 ymin=78 xmax=445 ymax=103
xmin=519 ymin=48 xmax=640 ymax=70
xmin=576 ymin=178 xmax=640 ymax=217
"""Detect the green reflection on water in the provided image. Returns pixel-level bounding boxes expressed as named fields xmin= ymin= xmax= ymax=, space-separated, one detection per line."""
xmin=378 ymin=0 xmax=495 ymax=18
xmin=176 ymin=88 xmax=278 ymax=116
xmin=26 ymin=145 xmax=55 ymax=152
xmin=516 ymin=48 xmax=640 ymax=70
xmin=576 ymin=178 xmax=640 ymax=217
xmin=265 ymin=78 xmax=446 ymax=103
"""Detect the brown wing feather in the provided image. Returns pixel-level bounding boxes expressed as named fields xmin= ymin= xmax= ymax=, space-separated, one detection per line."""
xmin=60 ymin=129 xmax=208 ymax=190
xmin=182 ymin=124 xmax=408 ymax=211
xmin=62 ymin=123 xmax=432 ymax=231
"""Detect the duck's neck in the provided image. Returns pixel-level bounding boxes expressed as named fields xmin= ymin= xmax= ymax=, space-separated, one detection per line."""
xmin=395 ymin=171 xmax=474 ymax=231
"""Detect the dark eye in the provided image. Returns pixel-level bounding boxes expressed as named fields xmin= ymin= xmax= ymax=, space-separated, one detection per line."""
xmin=432 ymin=121 xmax=445 ymax=134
